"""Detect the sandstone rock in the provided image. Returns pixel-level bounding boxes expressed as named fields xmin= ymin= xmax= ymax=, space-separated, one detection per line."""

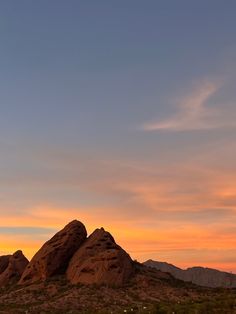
xmin=67 ymin=228 xmax=134 ymax=286
xmin=19 ymin=220 xmax=87 ymax=284
xmin=0 ymin=251 xmax=28 ymax=286
xmin=0 ymin=255 xmax=11 ymax=274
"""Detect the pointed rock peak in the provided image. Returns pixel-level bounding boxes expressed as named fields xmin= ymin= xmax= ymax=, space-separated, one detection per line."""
xmin=88 ymin=228 xmax=115 ymax=243
xmin=67 ymin=227 xmax=134 ymax=286
xmin=0 ymin=251 xmax=28 ymax=287
xmin=64 ymin=220 xmax=85 ymax=228
xmin=45 ymin=220 xmax=87 ymax=245
xmin=13 ymin=250 xmax=24 ymax=258
xmin=19 ymin=220 xmax=87 ymax=285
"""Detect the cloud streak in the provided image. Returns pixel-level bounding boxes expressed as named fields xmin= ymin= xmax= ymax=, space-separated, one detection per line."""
xmin=0 ymin=139 xmax=236 ymax=272
xmin=143 ymin=80 xmax=234 ymax=132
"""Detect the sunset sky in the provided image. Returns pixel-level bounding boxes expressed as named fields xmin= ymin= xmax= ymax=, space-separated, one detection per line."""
xmin=0 ymin=1 xmax=236 ymax=273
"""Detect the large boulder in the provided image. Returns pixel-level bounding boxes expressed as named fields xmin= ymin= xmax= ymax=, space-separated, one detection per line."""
xmin=19 ymin=220 xmax=87 ymax=285
xmin=67 ymin=228 xmax=134 ymax=286
xmin=0 ymin=251 xmax=28 ymax=286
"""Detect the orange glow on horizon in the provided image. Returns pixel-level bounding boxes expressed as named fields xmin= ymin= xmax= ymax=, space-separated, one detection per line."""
xmin=0 ymin=203 xmax=235 ymax=273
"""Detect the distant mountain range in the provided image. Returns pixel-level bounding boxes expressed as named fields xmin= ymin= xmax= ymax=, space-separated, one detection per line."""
xmin=144 ymin=259 xmax=236 ymax=288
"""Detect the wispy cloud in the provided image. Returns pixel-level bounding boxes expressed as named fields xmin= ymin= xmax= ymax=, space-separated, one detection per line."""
xmin=0 ymin=140 xmax=236 ymax=271
xmin=143 ymin=80 xmax=233 ymax=132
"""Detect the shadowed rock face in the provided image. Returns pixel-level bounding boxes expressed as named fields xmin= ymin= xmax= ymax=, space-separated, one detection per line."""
xmin=19 ymin=220 xmax=87 ymax=285
xmin=0 ymin=251 xmax=28 ymax=287
xmin=67 ymin=228 xmax=134 ymax=286
xmin=0 ymin=255 xmax=11 ymax=274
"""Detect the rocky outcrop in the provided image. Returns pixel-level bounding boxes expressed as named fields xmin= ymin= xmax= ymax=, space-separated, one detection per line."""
xmin=19 ymin=220 xmax=87 ymax=285
xmin=67 ymin=228 xmax=134 ymax=286
xmin=0 ymin=251 xmax=28 ymax=286
xmin=144 ymin=260 xmax=236 ymax=288
xmin=0 ymin=255 xmax=11 ymax=274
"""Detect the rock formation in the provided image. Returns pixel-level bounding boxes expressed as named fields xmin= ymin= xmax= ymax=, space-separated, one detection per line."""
xmin=0 ymin=251 xmax=28 ymax=286
xmin=67 ymin=228 xmax=134 ymax=286
xmin=144 ymin=259 xmax=236 ymax=288
xmin=19 ymin=220 xmax=87 ymax=284
xmin=0 ymin=255 xmax=11 ymax=274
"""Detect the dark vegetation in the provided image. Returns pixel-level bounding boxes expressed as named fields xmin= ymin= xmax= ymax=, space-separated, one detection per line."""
xmin=0 ymin=272 xmax=235 ymax=313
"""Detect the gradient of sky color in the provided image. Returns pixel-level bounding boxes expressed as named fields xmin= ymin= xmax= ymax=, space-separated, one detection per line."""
xmin=0 ymin=1 xmax=236 ymax=273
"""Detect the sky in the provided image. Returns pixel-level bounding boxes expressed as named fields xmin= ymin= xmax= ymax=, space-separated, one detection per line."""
xmin=0 ymin=0 xmax=236 ymax=273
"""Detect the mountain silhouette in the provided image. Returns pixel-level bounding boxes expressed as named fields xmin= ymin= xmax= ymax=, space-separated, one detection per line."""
xmin=144 ymin=259 xmax=236 ymax=288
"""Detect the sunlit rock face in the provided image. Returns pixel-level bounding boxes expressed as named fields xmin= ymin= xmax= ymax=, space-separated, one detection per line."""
xmin=19 ymin=220 xmax=87 ymax=285
xmin=0 ymin=251 xmax=28 ymax=287
xmin=67 ymin=228 xmax=134 ymax=286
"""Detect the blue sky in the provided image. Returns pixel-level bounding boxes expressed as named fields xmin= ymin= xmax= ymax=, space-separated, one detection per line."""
xmin=0 ymin=1 xmax=236 ymax=272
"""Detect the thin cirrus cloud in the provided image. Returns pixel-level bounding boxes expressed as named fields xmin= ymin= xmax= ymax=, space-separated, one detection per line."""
xmin=0 ymin=138 xmax=235 ymax=271
xmin=143 ymin=80 xmax=234 ymax=132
